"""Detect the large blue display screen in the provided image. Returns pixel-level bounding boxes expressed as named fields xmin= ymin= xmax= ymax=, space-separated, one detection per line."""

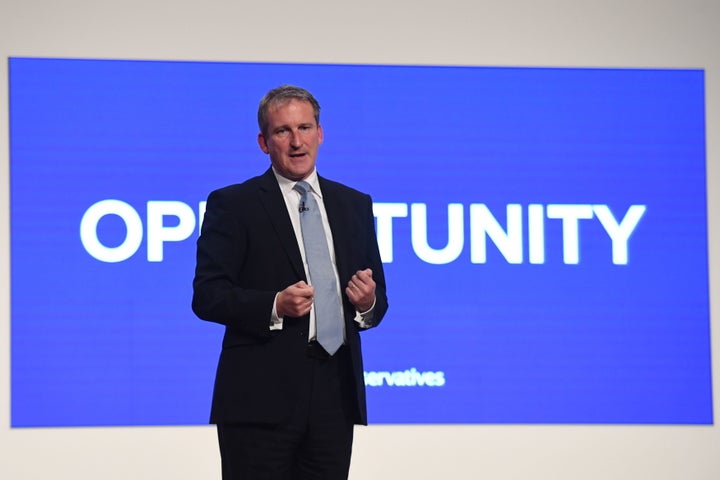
xmin=10 ymin=58 xmax=711 ymax=426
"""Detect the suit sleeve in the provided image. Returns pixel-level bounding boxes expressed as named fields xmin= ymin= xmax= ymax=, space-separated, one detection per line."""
xmin=191 ymin=188 xmax=276 ymax=339
xmin=359 ymin=193 xmax=388 ymax=329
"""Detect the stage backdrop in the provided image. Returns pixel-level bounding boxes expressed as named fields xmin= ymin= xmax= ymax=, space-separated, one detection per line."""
xmin=9 ymin=58 xmax=711 ymax=427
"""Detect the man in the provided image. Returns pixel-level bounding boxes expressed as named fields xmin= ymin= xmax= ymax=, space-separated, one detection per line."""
xmin=192 ymin=85 xmax=388 ymax=479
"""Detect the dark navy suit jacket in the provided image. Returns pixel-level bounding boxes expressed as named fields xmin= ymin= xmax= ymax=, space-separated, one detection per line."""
xmin=192 ymin=168 xmax=388 ymax=425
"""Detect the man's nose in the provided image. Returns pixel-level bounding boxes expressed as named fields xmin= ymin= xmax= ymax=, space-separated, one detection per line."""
xmin=290 ymin=130 xmax=302 ymax=147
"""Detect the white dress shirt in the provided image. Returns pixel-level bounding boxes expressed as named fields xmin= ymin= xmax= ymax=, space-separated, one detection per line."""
xmin=269 ymin=167 xmax=374 ymax=337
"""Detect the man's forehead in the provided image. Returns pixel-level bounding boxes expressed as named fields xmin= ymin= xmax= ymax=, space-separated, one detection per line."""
xmin=266 ymin=100 xmax=318 ymax=130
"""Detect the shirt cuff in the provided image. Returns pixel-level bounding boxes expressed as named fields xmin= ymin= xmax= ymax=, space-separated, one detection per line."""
xmin=270 ymin=292 xmax=283 ymax=331
xmin=353 ymin=297 xmax=376 ymax=328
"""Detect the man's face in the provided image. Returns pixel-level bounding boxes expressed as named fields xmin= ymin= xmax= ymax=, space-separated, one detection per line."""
xmin=257 ymin=99 xmax=323 ymax=181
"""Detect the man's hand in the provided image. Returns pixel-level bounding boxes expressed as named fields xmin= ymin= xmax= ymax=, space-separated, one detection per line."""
xmin=346 ymin=269 xmax=376 ymax=312
xmin=276 ymin=281 xmax=314 ymax=318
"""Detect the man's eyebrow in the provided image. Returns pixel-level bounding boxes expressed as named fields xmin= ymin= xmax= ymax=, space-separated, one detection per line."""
xmin=274 ymin=122 xmax=315 ymax=131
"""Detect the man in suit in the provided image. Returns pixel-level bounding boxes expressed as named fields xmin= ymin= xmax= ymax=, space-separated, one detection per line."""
xmin=192 ymin=84 xmax=388 ymax=479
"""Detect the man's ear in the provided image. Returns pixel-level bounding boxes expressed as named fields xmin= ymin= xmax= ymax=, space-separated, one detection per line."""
xmin=257 ymin=132 xmax=269 ymax=153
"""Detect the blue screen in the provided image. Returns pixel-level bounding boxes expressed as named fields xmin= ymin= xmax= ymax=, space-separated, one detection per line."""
xmin=10 ymin=58 xmax=712 ymax=426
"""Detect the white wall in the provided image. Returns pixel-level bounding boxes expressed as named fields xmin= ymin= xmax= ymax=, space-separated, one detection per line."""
xmin=1 ymin=1 xmax=718 ymax=478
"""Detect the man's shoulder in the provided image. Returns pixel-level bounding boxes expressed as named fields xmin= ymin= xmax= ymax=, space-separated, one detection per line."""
xmin=208 ymin=170 xmax=275 ymax=199
xmin=319 ymin=176 xmax=370 ymax=202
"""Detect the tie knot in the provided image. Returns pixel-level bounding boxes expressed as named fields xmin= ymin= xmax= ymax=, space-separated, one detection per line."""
xmin=294 ymin=180 xmax=311 ymax=196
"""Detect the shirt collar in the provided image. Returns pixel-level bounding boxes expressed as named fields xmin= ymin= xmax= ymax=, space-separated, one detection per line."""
xmin=272 ymin=167 xmax=323 ymax=199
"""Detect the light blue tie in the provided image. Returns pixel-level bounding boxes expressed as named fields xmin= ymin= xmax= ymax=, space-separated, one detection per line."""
xmin=294 ymin=180 xmax=344 ymax=355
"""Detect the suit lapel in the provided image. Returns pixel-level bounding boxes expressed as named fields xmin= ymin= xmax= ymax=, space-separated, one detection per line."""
xmin=320 ymin=176 xmax=351 ymax=283
xmin=257 ymin=169 xmax=306 ymax=280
